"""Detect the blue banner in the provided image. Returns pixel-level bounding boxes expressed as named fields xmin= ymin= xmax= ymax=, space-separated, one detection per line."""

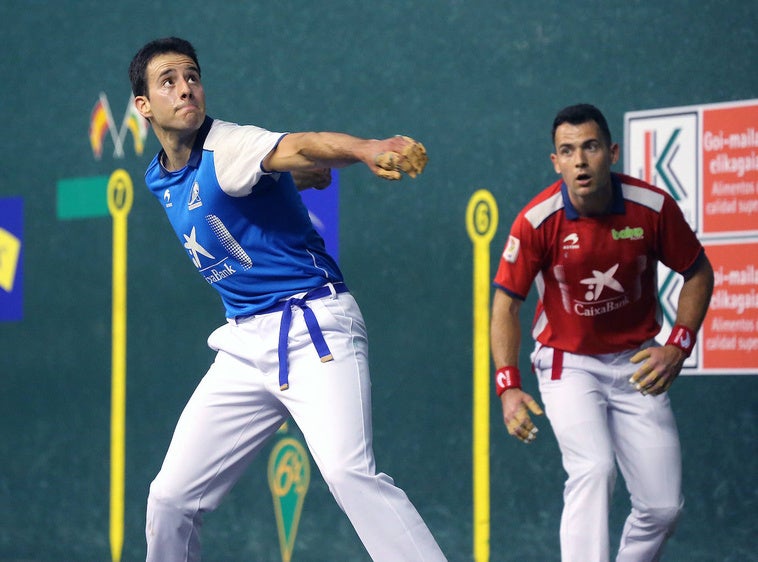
xmin=0 ymin=197 xmax=23 ymax=322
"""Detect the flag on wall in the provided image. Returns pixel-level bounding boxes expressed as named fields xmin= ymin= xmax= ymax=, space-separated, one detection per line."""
xmin=89 ymin=96 xmax=112 ymax=160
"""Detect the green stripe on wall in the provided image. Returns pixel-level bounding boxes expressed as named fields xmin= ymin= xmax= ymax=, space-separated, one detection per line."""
xmin=57 ymin=176 xmax=109 ymax=219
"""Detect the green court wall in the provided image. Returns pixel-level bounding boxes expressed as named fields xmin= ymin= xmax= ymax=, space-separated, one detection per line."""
xmin=0 ymin=1 xmax=755 ymax=560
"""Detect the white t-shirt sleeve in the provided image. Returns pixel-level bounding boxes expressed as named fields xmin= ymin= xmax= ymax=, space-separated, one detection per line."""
xmin=205 ymin=119 xmax=287 ymax=196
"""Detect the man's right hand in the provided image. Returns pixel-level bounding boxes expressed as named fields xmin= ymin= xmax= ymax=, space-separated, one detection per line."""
xmin=501 ymin=389 xmax=543 ymax=444
xmin=372 ymin=135 xmax=428 ymax=180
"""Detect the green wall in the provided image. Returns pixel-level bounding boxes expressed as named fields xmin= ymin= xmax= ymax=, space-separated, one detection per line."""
xmin=0 ymin=1 xmax=756 ymax=560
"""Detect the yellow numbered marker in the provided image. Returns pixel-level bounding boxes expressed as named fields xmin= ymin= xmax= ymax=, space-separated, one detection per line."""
xmin=465 ymin=190 xmax=498 ymax=562
xmin=107 ymin=169 xmax=133 ymax=562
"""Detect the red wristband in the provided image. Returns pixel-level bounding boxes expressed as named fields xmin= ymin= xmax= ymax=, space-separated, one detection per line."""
xmin=666 ymin=324 xmax=696 ymax=356
xmin=495 ymin=366 xmax=522 ymax=396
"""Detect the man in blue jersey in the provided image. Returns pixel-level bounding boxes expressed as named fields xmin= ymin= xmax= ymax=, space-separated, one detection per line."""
xmin=129 ymin=37 xmax=445 ymax=562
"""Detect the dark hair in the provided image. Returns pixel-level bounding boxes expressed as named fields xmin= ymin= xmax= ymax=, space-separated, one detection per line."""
xmin=128 ymin=37 xmax=201 ymax=97
xmin=552 ymin=104 xmax=612 ymax=146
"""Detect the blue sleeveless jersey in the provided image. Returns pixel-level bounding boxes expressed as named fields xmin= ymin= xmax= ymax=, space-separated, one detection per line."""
xmin=145 ymin=116 xmax=343 ymax=318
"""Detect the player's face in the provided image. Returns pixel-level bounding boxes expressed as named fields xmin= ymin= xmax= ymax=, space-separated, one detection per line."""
xmin=135 ymin=52 xmax=206 ymax=137
xmin=550 ymin=120 xmax=619 ymax=215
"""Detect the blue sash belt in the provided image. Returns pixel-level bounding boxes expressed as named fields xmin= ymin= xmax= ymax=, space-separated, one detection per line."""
xmin=256 ymin=283 xmax=349 ymax=390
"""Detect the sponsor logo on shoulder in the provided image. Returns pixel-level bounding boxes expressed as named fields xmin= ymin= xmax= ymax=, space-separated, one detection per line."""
xmin=503 ymin=235 xmax=520 ymax=263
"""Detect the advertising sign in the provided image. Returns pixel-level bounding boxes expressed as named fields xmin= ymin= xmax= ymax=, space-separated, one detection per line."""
xmin=625 ymin=99 xmax=758 ymax=375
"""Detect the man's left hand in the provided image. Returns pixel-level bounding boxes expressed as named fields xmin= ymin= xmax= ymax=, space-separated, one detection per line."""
xmin=629 ymin=345 xmax=686 ymax=395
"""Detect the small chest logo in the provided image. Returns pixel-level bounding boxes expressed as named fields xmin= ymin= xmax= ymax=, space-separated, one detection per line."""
xmin=163 ymin=189 xmax=173 ymax=208
xmin=612 ymin=226 xmax=644 ymax=241
xmin=188 ymin=181 xmax=203 ymax=210
xmin=562 ymin=233 xmax=580 ymax=250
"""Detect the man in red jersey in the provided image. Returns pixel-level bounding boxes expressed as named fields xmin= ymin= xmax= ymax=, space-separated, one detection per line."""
xmin=490 ymin=104 xmax=713 ymax=561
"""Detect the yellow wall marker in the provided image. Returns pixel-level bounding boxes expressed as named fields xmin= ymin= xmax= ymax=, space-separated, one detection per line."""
xmin=107 ymin=169 xmax=133 ymax=562
xmin=465 ymin=189 xmax=498 ymax=562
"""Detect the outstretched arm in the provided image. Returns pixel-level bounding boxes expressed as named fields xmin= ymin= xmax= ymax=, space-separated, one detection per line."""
xmin=491 ymin=288 xmax=543 ymax=443
xmin=630 ymin=252 xmax=715 ymax=395
xmin=263 ymin=132 xmax=427 ymax=180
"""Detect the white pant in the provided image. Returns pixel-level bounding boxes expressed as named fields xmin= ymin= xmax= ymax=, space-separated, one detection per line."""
xmin=532 ymin=344 xmax=682 ymax=562
xmin=146 ymin=290 xmax=446 ymax=562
